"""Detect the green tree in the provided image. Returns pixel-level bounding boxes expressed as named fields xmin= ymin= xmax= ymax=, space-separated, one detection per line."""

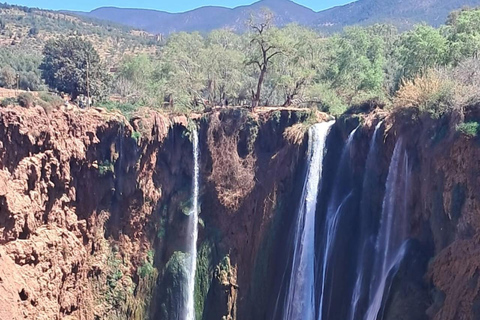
xmin=159 ymin=32 xmax=206 ymax=108
xmin=446 ymin=8 xmax=480 ymax=63
xmin=270 ymin=25 xmax=322 ymax=106
xmin=0 ymin=66 xmax=16 ymax=89
xmin=40 ymin=37 xmax=110 ymax=100
xmin=115 ymin=53 xmax=155 ymax=102
xmin=322 ymin=26 xmax=386 ymax=105
xmin=204 ymin=29 xmax=246 ymax=105
xmin=397 ymin=25 xmax=447 ymax=79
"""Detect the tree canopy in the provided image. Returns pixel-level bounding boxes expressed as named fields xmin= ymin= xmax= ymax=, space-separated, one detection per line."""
xmin=40 ymin=37 xmax=110 ymax=99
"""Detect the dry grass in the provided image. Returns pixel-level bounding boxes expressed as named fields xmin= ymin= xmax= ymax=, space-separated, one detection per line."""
xmin=394 ymin=72 xmax=444 ymax=109
xmin=207 ymin=112 xmax=256 ymax=211
xmin=283 ymin=123 xmax=308 ymax=145
xmin=393 ymin=71 xmax=458 ymax=117
xmin=394 ymin=64 xmax=480 ymax=117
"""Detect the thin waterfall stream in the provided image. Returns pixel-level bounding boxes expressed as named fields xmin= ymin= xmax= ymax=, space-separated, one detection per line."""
xmin=364 ymin=138 xmax=411 ymax=320
xmin=349 ymin=121 xmax=384 ymax=320
xmin=185 ymin=129 xmax=200 ymax=320
xmin=318 ymin=127 xmax=358 ymax=320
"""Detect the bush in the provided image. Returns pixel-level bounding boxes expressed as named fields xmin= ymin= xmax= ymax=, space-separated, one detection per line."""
xmin=98 ymin=101 xmax=138 ymax=117
xmin=38 ymin=92 xmax=64 ymax=108
xmin=98 ymin=160 xmax=115 ymax=175
xmin=306 ymin=83 xmax=348 ymax=116
xmin=17 ymin=92 xmax=34 ymax=108
xmin=0 ymin=97 xmax=16 ymax=107
xmin=137 ymin=250 xmax=156 ymax=279
xmin=456 ymin=121 xmax=480 ymax=137
xmin=19 ymin=72 xmax=44 ymax=91
xmin=131 ymin=131 xmax=141 ymax=142
xmin=394 ymin=72 xmax=455 ymax=117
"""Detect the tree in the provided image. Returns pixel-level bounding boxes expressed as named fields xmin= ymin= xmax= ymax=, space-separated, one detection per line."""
xmin=115 ymin=53 xmax=155 ymax=102
xmin=445 ymin=8 xmax=480 ymax=63
xmin=159 ymin=32 xmax=206 ymax=108
xmin=0 ymin=66 xmax=16 ymax=89
xmin=396 ymin=25 xmax=447 ymax=79
xmin=319 ymin=26 xmax=386 ymax=106
xmin=246 ymin=10 xmax=285 ymax=108
xmin=204 ymin=30 xmax=246 ymax=105
xmin=40 ymin=37 xmax=110 ymax=100
xmin=269 ymin=25 xmax=322 ymax=106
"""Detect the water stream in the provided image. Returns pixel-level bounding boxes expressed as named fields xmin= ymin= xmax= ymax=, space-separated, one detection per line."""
xmin=364 ymin=138 xmax=411 ymax=320
xmin=318 ymin=127 xmax=358 ymax=320
xmin=282 ymin=121 xmax=335 ymax=320
xmin=185 ymin=129 xmax=200 ymax=320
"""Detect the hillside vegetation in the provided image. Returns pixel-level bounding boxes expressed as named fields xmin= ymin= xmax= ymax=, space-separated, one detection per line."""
xmin=1 ymin=3 xmax=480 ymax=125
xmin=0 ymin=3 xmax=159 ymax=91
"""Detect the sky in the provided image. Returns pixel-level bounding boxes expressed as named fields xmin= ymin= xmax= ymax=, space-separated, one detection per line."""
xmin=6 ymin=0 xmax=355 ymax=12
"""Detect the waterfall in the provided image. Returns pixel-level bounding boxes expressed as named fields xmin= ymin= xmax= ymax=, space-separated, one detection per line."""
xmin=282 ymin=121 xmax=335 ymax=320
xmin=318 ymin=127 xmax=358 ymax=320
xmin=349 ymin=121 xmax=384 ymax=320
xmin=364 ymin=138 xmax=410 ymax=320
xmin=185 ymin=129 xmax=200 ymax=320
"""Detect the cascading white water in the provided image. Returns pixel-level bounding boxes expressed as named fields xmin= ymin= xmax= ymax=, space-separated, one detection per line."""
xmin=185 ymin=129 xmax=200 ymax=320
xmin=349 ymin=121 xmax=384 ymax=320
xmin=283 ymin=121 xmax=335 ymax=320
xmin=318 ymin=127 xmax=357 ymax=320
xmin=364 ymin=138 xmax=410 ymax=320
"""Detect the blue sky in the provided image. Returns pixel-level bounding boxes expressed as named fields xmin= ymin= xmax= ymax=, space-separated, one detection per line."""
xmin=7 ymin=0 xmax=355 ymax=12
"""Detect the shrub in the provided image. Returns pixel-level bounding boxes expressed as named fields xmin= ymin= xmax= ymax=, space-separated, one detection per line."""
xmin=98 ymin=101 xmax=138 ymax=117
xmin=456 ymin=121 xmax=480 ymax=137
xmin=131 ymin=131 xmax=141 ymax=143
xmin=138 ymin=250 xmax=155 ymax=279
xmin=17 ymin=92 xmax=34 ymax=108
xmin=38 ymin=92 xmax=64 ymax=108
xmin=394 ymin=72 xmax=455 ymax=117
xmin=0 ymin=97 xmax=16 ymax=107
xmin=306 ymin=83 xmax=347 ymax=116
xmin=98 ymin=160 xmax=115 ymax=175
xmin=19 ymin=72 xmax=44 ymax=91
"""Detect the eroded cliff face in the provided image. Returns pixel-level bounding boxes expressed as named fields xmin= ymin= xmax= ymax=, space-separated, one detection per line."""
xmin=2 ymin=103 xmax=480 ymax=320
xmin=0 ymin=105 xmax=323 ymax=320
xmin=0 ymin=105 xmax=179 ymax=320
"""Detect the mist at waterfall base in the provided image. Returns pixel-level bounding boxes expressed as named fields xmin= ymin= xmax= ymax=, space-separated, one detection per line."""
xmin=274 ymin=121 xmax=412 ymax=320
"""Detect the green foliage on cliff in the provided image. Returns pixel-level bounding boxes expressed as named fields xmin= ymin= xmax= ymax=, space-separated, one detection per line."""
xmin=138 ymin=250 xmax=155 ymax=278
xmin=195 ymin=239 xmax=216 ymax=319
xmin=158 ymin=251 xmax=190 ymax=320
xmin=98 ymin=160 xmax=115 ymax=175
xmin=457 ymin=121 xmax=480 ymax=137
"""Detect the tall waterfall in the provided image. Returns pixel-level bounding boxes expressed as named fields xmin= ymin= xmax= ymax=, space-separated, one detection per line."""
xmin=349 ymin=121 xmax=384 ymax=320
xmin=282 ymin=121 xmax=335 ymax=320
xmin=364 ymin=138 xmax=410 ymax=320
xmin=318 ymin=127 xmax=357 ymax=320
xmin=185 ymin=129 xmax=200 ymax=320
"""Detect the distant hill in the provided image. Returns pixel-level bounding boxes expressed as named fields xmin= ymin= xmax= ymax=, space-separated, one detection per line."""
xmin=0 ymin=3 xmax=159 ymax=66
xmin=70 ymin=0 xmax=480 ymax=34
xmin=316 ymin=0 xmax=480 ymax=31
xmin=69 ymin=0 xmax=319 ymax=34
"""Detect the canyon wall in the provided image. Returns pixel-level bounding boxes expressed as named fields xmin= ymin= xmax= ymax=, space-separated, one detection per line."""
xmin=1 ymin=103 xmax=480 ymax=320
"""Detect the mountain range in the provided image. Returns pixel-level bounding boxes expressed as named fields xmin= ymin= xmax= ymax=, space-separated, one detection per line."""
xmin=70 ymin=0 xmax=480 ymax=34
